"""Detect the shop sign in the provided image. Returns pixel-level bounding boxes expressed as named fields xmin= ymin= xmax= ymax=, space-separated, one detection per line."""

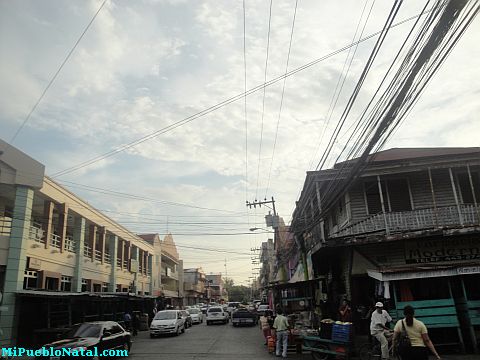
xmin=28 ymin=257 xmax=42 ymax=270
xmin=457 ymin=266 xmax=480 ymax=275
xmin=405 ymin=238 xmax=480 ymax=264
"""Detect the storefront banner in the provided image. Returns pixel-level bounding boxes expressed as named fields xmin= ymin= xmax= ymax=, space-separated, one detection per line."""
xmin=405 ymin=238 xmax=480 ymax=264
xmin=368 ymin=266 xmax=480 ymax=281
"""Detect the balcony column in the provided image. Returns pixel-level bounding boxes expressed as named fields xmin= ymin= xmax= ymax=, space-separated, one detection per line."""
xmin=144 ymin=251 xmax=148 ymax=275
xmin=72 ymin=216 xmax=86 ymax=292
xmin=100 ymin=227 xmax=107 ymax=264
xmin=315 ymin=182 xmax=326 ymax=242
xmin=43 ymin=201 xmax=54 ymax=249
xmin=108 ymin=235 xmax=118 ymax=292
xmin=90 ymin=225 xmax=97 ymax=261
xmin=377 ymin=175 xmax=389 ymax=235
xmin=148 ymin=254 xmax=154 ymax=295
xmin=0 ymin=186 xmax=34 ymax=347
xmin=120 ymin=239 xmax=125 ymax=270
xmin=131 ymin=246 xmax=139 ymax=294
xmin=59 ymin=203 xmax=68 ymax=253
xmin=466 ymin=164 xmax=480 ymax=223
xmin=428 ymin=168 xmax=439 ymax=226
xmin=449 ymin=168 xmax=464 ymax=225
xmin=126 ymin=242 xmax=131 ymax=271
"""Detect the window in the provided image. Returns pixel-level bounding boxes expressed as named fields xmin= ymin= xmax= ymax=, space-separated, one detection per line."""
xmin=102 ymin=282 xmax=109 ymax=292
xmin=388 ymin=179 xmax=412 ymax=211
xmin=111 ymin=324 xmax=124 ymax=335
xmin=457 ymin=172 xmax=480 ymax=204
xmin=23 ymin=270 xmax=38 ymax=289
xmin=364 ymin=181 xmax=385 ymax=215
xmin=45 ymin=277 xmax=59 ymax=290
xmin=61 ymin=276 xmax=72 ymax=292
xmin=81 ymin=279 xmax=89 ymax=292
xmin=93 ymin=283 xmax=102 ymax=293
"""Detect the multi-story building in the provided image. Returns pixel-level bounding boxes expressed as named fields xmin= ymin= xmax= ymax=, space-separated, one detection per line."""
xmin=291 ymin=147 xmax=480 ymax=352
xmin=183 ymin=267 xmax=206 ymax=305
xmin=206 ymin=274 xmax=227 ymax=303
xmin=0 ymin=139 xmax=159 ymax=347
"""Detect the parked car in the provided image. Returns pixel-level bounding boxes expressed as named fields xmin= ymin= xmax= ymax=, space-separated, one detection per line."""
xmin=35 ymin=321 xmax=131 ymax=359
xmin=188 ymin=308 xmax=203 ymax=324
xmin=181 ymin=310 xmax=193 ymax=328
xmin=206 ymin=306 xmax=228 ymax=325
xmin=231 ymin=308 xmax=257 ymax=327
xmin=150 ymin=310 xmax=185 ymax=337
xmin=226 ymin=302 xmax=240 ymax=315
xmin=200 ymin=305 xmax=209 ymax=314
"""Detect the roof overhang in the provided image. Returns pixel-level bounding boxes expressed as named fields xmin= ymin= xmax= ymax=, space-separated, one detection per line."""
xmin=367 ymin=264 xmax=480 ymax=282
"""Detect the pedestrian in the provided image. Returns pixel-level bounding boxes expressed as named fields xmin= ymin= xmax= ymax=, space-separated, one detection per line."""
xmin=272 ymin=308 xmax=289 ymax=358
xmin=393 ymin=305 xmax=441 ymax=360
xmin=123 ymin=312 xmax=132 ymax=332
xmin=338 ymin=299 xmax=352 ymax=322
xmin=259 ymin=310 xmax=272 ymax=345
xmin=370 ymin=302 xmax=392 ymax=360
xmin=132 ymin=312 xmax=139 ymax=336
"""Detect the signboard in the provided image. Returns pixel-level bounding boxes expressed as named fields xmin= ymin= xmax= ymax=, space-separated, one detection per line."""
xmin=405 ymin=238 xmax=480 ymax=264
xmin=28 ymin=257 xmax=42 ymax=270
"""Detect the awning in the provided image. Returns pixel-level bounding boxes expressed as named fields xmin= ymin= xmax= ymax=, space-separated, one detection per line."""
xmin=367 ymin=264 xmax=480 ymax=281
xmin=266 ymin=277 xmax=325 ymax=290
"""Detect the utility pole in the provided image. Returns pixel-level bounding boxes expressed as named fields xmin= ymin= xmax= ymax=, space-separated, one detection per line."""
xmin=246 ymin=196 xmax=277 ymax=216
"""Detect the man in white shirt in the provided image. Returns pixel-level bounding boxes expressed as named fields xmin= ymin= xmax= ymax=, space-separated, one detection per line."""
xmin=370 ymin=302 xmax=392 ymax=360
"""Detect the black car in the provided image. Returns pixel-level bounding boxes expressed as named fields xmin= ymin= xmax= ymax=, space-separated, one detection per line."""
xmin=36 ymin=321 xmax=131 ymax=359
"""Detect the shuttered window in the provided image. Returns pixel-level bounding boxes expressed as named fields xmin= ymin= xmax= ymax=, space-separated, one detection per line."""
xmin=457 ymin=172 xmax=480 ymax=204
xmin=388 ymin=179 xmax=412 ymax=211
xmin=364 ymin=181 xmax=386 ymax=215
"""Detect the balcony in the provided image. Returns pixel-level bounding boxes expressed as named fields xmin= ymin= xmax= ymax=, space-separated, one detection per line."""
xmin=29 ymin=222 xmax=45 ymax=243
xmin=104 ymin=252 xmax=111 ymax=264
xmin=330 ymin=204 xmax=480 ymax=239
xmin=50 ymin=233 xmax=61 ymax=248
xmin=84 ymin=244 xmax=92 ymax=258
xmin=116 ymin=258 xmax=122 ymax=267
xmin=94 ymin=249 xmax=102 ymax=262
xmin=64 ymin=235 xmax=75 ymax=253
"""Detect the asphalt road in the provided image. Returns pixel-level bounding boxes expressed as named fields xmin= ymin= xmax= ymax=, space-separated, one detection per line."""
xmin=128 ymin=320 xmax=303 ymax=360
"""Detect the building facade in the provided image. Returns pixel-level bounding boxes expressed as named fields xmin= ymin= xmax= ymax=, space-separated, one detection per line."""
xmin=183 ymin=267 xmax=206 ymax=305
xmin=0 ymin=139 xmax=159 ymax=346
xmin=291 ymin=147 xmax=480 ymax=351
xmin=206 ymin=274 xmax=227 ymax=303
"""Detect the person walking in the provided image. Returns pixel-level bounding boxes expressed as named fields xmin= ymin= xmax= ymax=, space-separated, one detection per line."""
xmin=370 ymin=302 xmax=392 ymax=360
xmin=393 ymin=305 xmax=441 ymax=360
xmin=259 ymin=310 xmax=272 ymax=345
xmin=272 ymin=308 xmax=290 ymax=358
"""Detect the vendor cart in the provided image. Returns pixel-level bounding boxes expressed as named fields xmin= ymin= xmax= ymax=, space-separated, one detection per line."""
xmin=302 ymin=335 xmax=352 ymax=359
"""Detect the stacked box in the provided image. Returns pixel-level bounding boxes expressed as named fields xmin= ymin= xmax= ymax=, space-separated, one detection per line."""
xmin=331 ymin=323 xmax=351 ymax=343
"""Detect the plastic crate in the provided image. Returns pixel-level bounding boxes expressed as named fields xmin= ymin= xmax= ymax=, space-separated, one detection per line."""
xmin=331 ymin=323 xmax=351 ymax=342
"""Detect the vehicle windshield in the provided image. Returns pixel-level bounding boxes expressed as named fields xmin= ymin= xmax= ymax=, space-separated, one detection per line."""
xmin=228 ymin=302 xmax=239 ymax=307
xmin=208 ymin=308 xmax=221 ymax=313
xmin=189 ymin=309 xmax=199 ymax=314
xmin=154 ymin=311 xmax=176 ymax=320
xmin=258 ymin=305 xmax=269 ymax=310
xmin=65 ymin=323 xmax=102 ymax=339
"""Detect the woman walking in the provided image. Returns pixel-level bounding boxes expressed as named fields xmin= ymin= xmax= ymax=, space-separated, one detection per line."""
xmin=393 ymin=305 xmax=441 ymax=360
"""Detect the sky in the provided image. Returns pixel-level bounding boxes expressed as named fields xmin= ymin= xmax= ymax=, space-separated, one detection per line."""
xmin=1 ymin=0 xmax=479 ymax=285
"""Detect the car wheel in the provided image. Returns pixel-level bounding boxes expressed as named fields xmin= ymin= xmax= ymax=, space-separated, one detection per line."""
xmin=122 ymin=342 xmax=130 ymax=353
xmin=206 ymin=321 xmax=210 ymax=326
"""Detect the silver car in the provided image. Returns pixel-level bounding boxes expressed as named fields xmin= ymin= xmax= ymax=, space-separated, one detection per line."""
xmin=150 ymin=310 xmax=185 ymax=337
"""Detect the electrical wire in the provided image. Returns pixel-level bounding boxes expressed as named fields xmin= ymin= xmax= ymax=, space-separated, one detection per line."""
xmin=49 ymin=11 xmax=429 ymax=179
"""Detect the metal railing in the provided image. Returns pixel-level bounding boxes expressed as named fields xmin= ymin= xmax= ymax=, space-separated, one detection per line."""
xmin=84 ymin=244 xmax=92 ymax=258
xmin=123 ymin=260 xmax=128 ymax=268
xmin=330 ymin=204 xmax=480 ymax=238
xmin=104 ymin=252 xmax=111 ymax=264
xmin=50 ymin=233 xmax=61 ymax=248
xmin=116 ymin=258 xmax=122 ymax=267
xmin=0 ymin=217 xmax=12 ymax=236
xmin=64 ymin=235 xmax=75 ymax=252
xmin=29 ymin=222 xmax=45 ymax=243
xmin=94 ymin=249 xmax=102 ymax=262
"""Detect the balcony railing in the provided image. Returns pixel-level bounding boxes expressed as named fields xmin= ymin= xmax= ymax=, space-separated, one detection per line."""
xmin=104 ymin=252 xmax=111 ymax=264
xmin=50 ymin=233 xmax=61 ymax=248
xmin=84 ymin=244 xmax=92 ymax=258
xmin=123 ymin=260 xmax=128 ymax=269
xmin=29 ymin=222 xmax=45 ymax=243
xmin=94 ymin=249 xmax=102 ymax=262
xmin=64 ymin=235 xmax=75 ymax=253
xmin=330 ymin=204 xmax=480 ymax=239
xmin=117 ymin=258 xmax=122 ymax=267
xmin=0 ymin=217 xmax=12 ymax=236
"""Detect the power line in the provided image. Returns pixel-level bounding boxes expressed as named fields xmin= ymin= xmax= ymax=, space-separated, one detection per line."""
xmin=49 ymin=11 xmax=429 ymax=179
xmin=255 ymin=0 xmax=274 ymax=199
xmin=264 ymin=0 xmax=298 ymax=198
xmin=5 ymin=0 xmax=107 ymax=148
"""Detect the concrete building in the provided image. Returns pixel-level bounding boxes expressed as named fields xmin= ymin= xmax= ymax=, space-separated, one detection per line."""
xmin=0 ymin=139 xmax=159 ymax=346
xmin=183 ymin=267 xmax=206 ymax=305
xmin=206 ymin=274 xmax=227 ymax=303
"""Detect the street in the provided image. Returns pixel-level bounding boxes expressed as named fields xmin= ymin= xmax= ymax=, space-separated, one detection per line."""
xmin=128 ymin=321 xmax=480 ymax=360
xmin=129 ymin=320 xmax=300 ymax=360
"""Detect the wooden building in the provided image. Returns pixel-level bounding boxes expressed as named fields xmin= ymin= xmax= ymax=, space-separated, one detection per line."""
xmin=291 ymin=147 xmax=480 ymax=352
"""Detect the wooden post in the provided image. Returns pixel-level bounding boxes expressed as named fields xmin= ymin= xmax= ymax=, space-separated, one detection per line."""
xmin=449 ymin=168 xmax=464 ymax=225
xmin=466 ymin=164 xmax=480 ymax=224
xmin=377 ymin=175 xmax=389 ymax=235
xmin=428 ymin=168 xmax=439 ymax=227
